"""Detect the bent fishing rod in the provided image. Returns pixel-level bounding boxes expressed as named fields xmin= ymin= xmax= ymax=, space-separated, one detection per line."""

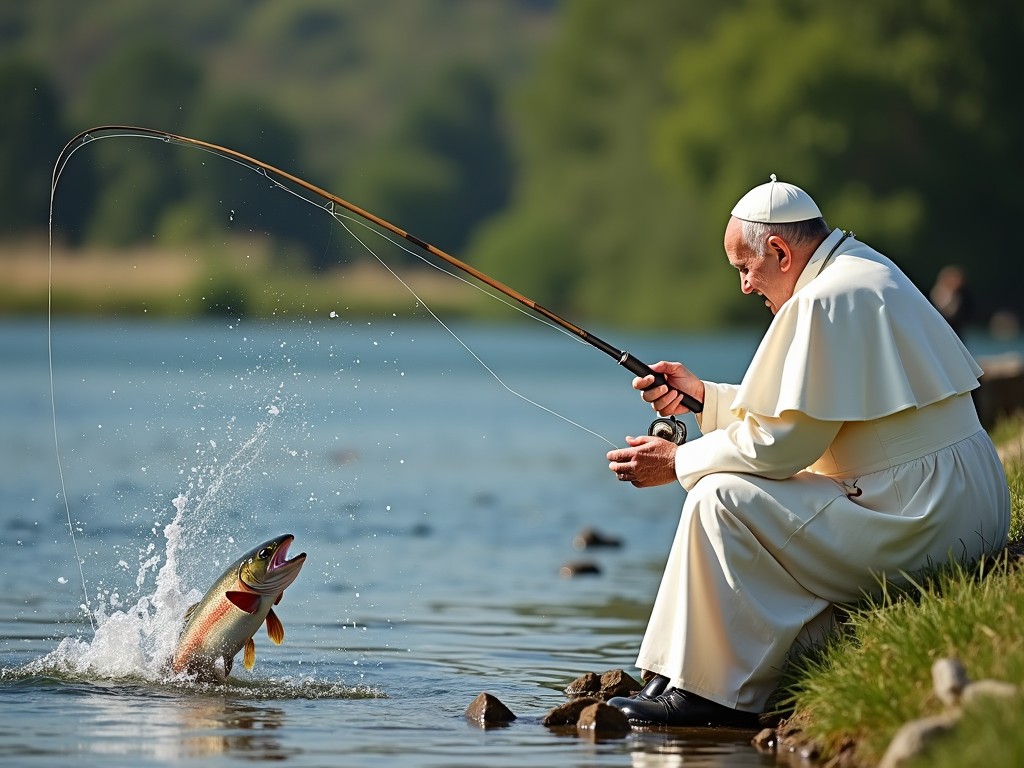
xmin=53 ymin=126 xmax=702 ymax=444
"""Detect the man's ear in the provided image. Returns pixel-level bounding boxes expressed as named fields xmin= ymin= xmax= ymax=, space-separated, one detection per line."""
xmin=767 ymin=235 xmax=793 ymax=272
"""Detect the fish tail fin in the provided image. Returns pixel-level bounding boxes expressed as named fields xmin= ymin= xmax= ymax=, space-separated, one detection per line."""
xmin=243 ymin=638 xmax=256 ymax=671
xmin=266 ymin=608 xmax=285 ymax=645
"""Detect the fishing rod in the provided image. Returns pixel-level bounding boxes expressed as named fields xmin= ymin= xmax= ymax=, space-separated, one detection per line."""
xmin=53 ymin=126 xmax=702 ymax=444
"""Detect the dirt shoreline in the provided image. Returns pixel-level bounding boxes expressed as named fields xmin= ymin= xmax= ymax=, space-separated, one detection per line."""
xmin=0 ymin=239 xmax=482 ymax=317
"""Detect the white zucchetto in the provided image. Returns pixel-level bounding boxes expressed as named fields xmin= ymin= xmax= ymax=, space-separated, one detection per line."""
xmin=731 ymin=174 xmax=823 ymax=223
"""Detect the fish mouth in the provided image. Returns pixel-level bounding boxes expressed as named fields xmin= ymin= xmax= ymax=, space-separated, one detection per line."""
xmin=246 ymin=534 xmax=306 ymax=594
xmin=270 ymin=534 xmax=302 ymax=571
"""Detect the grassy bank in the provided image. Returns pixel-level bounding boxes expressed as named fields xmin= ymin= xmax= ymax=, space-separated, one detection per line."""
xmin=778 ymin=418 xmax=1024 ymax=766
xmin=0 ymin=238 xmax=485 ymax=319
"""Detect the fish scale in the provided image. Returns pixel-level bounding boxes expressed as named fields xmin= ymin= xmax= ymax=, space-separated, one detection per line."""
xmin=171 ymin=535 xmax=306 ymax=681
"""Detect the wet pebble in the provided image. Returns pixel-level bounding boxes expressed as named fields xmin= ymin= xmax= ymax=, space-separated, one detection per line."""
xmin=576 ymin=702 xmax=630 ymax=736
xmin=559 ymin=561 xmax=601 ymax=578
xmin=572 ymin=527 xmax=623 ymax=550
xmin=563 ymin=669 xmax=641 ymax=700
xmin=464 ymin=692 xmax=516 ymax=726
xmin=542 ymin=697 xmax=601 ymax=726
xmin=564 ymin=671 xmax=600 ymax=696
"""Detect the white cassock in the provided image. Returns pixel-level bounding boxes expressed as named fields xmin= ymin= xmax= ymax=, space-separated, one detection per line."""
xmin=636 ymin=228 xmax=1011 ymax=713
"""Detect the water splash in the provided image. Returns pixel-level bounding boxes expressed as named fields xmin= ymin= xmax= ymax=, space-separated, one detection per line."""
xmin=22 ymin=494 xmax=202 ymax=683
xmin=17 ymin=412 xmax=376 ymax=700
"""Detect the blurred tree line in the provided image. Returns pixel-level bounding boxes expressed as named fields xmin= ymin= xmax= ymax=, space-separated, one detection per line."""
xmin=473 ymin=0 xmax=1024 ymax=329
xmin=2 ymin=0 xmax=1022 ymax=328
xmin=0 ymin=0 xmax=542 ymax=272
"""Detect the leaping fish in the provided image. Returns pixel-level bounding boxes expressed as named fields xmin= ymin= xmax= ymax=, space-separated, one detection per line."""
xmin=172 ymin=534 xmax=306 ymax=681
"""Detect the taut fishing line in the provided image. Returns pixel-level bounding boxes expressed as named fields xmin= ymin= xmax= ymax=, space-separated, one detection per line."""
xmin=47 ymin=127 xmax=621 ymax=627
xmin=329 ymin=216 xmax=618 ymax=448
xmin=47 ymin=183 xmax=95 ymax=631
xmin=49 ymin=127 xmax=704 ymax=420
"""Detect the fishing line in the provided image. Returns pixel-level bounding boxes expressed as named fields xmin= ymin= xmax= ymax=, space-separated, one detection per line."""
xmin=46 ymin=128 xmax=624 ymax=622
xmin=51 ymin=129 xmax=619 ymax=447
xmin=240 ymin=154 xmax=618 ymax=447
xmin=50 ymin=128 xmax=706 ymax=426
xmin=60 ymin=126 xmax=705 ymax=433
xmin=47 ymin=167 xmax=95 ymax=632
xmin=329 ymin=214 xmax=618 ymax=448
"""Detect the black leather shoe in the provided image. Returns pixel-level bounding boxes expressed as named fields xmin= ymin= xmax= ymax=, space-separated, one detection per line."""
xmin=632 ymin=674 xmax=670 ymax=701
xmin=607 ymin=687 xmax=760 ymax=729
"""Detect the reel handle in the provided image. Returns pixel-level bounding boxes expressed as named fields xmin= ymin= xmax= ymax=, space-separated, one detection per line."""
xmin=618 ymin=352 xmax=703 ymax=414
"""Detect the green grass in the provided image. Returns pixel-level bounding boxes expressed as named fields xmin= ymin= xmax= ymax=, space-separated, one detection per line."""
xmin=778 ymin=445 xmax=1024 ymax=766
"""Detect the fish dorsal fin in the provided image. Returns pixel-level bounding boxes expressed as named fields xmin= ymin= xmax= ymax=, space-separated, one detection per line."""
xmin=243 ymin=638 xmax=256 ymax=671
xmin=266 ymin=608 xmax=285 ymax=645
xmin=182 ymin=602 xmax=200 ymax=627
xmin=226 ymin=590 xmax=261 ymax=614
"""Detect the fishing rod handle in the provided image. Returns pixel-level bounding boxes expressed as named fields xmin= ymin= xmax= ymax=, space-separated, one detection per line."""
xmin=618 ymin=352 xmax=704 ymax=414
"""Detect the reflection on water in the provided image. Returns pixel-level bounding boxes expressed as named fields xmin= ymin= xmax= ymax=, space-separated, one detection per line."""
xmin=626 ymin=729 xmax=776 ymax=767
xmin=71 ymin=686 xmax=288 ymax=761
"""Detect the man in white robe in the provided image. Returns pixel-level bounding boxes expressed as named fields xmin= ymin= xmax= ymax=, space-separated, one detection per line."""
xmin=605 ymin=176 xmax=1010 ymax=728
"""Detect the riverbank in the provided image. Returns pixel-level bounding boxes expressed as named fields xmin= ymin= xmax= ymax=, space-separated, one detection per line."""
xmin=0 ymin=238 xmax=483 ymax=318
xmin=768 ymin=418 xmax=1024 ymax=767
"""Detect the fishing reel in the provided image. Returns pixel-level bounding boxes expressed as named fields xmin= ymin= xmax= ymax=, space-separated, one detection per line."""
xmin=648 ymin=416 xmax=687 ymax=445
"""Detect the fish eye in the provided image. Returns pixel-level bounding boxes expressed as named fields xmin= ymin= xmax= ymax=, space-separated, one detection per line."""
xmin=258 ymin=547 xmax=273 ymax=559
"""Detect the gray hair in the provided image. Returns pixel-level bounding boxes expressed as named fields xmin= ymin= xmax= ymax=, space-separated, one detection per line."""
xmin=740 ymin=217 xmax=831 ymax=257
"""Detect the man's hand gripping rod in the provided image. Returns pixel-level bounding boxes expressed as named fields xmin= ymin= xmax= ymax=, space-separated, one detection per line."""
xmin=616 ymin=351 xmax=701 ymax=446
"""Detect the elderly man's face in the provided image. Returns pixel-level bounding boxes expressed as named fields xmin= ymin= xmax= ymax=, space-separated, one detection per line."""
xmin=723 ymin=218 xmax=797 ymax=315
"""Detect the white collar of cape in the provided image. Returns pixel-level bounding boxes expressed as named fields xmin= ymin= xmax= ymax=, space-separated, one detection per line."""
xmin=792 ymin=227 xmax=849 ymax=296
xmin=726 ymin=228 xmax=983 ymax=422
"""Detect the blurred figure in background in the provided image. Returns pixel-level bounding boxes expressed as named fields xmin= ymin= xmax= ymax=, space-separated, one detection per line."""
xmin=930 ymin=265 xmax=973 ymax=337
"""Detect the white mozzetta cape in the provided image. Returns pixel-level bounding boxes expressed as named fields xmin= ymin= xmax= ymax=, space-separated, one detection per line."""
xmin=729 ymin=228 xmax=982 ymax=422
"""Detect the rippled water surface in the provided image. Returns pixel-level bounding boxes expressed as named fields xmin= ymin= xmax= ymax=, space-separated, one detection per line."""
xmin=3 ymin=317 xmax=1016 ymax=766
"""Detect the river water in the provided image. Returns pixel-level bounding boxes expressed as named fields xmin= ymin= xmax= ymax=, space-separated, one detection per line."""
xmin=1 ymin=315 xmax=1018 ymax=767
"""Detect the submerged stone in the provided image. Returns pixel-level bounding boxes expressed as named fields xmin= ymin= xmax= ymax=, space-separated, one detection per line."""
xmin=559 ymin=561 xmax=601 ymax=578
xmin=465 ymin=692 xmax=517 ymax=725
xmin=572 ymin=527 xmax=623 ymax=550
xmin=576 ymin=702 xmax=630 ymax=736
xmin=542 ymin=697 xmax=602 ymax=727
xmin=751 ymin=727 xmax=777 ymax=752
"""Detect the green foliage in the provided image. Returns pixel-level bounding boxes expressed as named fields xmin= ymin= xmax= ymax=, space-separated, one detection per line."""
xmin=903 ymin=696 xmax=1024 ymax=768
xmin=174 ymin=95 xmax=325 ymax=263
xmin=480 ymin=0 xmax=1024 ymax=328
xmin=7 ymin=0 xmax=553 ymax=283
xmin=786 ymin=557 xmax=1024 ymax=765
xmin=655 ymin=0 xmax=1024 ymax=321
xmin=0 ymin=55 xmax=63 ymax=234
xmin=76 ymin=38 xmax=203 ymax=131
xmin=345 ymin=63 xmax=512 ymax=260
xmin=70 ymin=40 xmax=203 ymax=246
xmin=472 ymin=0 xmax=739 ymax=329
xmin=470 ymin=211 xmax=577 ymax=313
xmin=6 ymin=0 xmax=1023 ymax=328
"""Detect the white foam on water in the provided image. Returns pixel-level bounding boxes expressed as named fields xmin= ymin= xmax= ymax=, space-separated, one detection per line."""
xmin=24 ymin=414 xmax=282 ymax=684
xmin=14 ymin=393 xmax=380 ymax=700
xmin=25 ymin=493 xmax=203 ymax=683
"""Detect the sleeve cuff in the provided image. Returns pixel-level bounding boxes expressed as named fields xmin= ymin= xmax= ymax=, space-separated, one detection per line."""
xmin=696 ymin=380 xmax=720 ymax=433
